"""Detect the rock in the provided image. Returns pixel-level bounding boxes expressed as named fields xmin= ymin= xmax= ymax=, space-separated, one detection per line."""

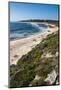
xmin=29 ymin=84 xmax=32 ymax=86
xmin=41 ymin=52 xmax=53 ymax=58
xmin=45 ymin=53 xmax=53 ymax=58
xmin=34 ymin=75 xmax=41 ymax=80
xmin=56 ymin=52 xmax=58 ymax=56
xmin=45 ymin=70 xmax=57 ymax=84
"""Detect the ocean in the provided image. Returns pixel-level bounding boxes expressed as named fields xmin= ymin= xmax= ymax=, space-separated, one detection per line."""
xmin=10 ymin=22 xmax=48 ymax=40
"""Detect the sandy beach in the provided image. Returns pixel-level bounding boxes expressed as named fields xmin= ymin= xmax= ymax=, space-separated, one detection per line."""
xmin=10 ymin=24 xmax=58 ymax=65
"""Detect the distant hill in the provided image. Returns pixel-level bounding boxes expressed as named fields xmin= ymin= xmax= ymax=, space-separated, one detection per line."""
xmin=19 ymin=19 xmax=59 ymax=26
xmin=19 ymin=19 xmax=58 ymax=22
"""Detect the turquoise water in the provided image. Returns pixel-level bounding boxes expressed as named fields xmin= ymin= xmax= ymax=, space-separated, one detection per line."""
xmin=10 ymin=22 xmax=48 ymax=40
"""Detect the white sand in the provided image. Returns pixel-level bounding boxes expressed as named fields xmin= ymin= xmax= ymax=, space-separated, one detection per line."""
xmin=10 ymin=24 xmax=58 ymax=65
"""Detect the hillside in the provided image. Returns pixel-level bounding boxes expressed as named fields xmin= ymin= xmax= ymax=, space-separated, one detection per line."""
xmin=9 ymin=31 xmax=59 ymax=88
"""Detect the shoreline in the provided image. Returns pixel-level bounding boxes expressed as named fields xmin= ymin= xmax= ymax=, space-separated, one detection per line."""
xmin=10 ymin=24 xmax=58 ymax=65
xmin=10 ymin=22 xmax=48 ymax=42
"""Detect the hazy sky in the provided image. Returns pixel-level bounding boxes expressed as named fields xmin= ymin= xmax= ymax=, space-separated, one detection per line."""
xmin=9 ymin=2 xmax=59 ymax=22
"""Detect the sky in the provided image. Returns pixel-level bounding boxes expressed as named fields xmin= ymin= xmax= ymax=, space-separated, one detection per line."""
xmin=9 ymin=2 xmax=59 ymax=22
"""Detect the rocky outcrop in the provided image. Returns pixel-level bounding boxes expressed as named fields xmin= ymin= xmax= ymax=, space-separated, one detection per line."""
xmin=45 ymin=70 xmax=57 ymax=84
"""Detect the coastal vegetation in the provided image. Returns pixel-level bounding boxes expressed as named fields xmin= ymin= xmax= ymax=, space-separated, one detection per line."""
xmin=10 ymin=31 xmax=59 ymax=88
